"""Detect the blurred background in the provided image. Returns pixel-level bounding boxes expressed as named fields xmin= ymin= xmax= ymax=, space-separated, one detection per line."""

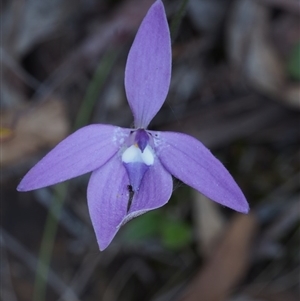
xmin=1 ymin=0 xmax=300 ymax=300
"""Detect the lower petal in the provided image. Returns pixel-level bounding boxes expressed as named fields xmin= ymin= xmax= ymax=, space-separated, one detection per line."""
xmin=154 ymin=131 xmax=249 ymax=213
xmin=87 ymin=155 xmax=130 ymax=250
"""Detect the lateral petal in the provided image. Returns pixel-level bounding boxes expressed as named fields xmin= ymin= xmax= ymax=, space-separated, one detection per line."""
xmin=121 ymin=159 xmax=173 ymax=226
xmin=154 ymin=131 xmax=249 ymax=213
xmin=87 ymin=156 xmax=129 ymax=250
xmin=17 ymin=125 xmax=130 ymax=191
xmin=125 ymin=0 xmax=171 ymax=128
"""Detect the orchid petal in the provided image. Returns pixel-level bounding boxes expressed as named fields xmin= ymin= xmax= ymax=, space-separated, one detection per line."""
xmin=17 ymin=125 xmax=130 ymax=191
xmin=87 ymin=155 xmax=130 ymax=250
xmin=121 ymin=159 xmax=173 ymax=226
xmin=125 ymin=0 xmax=171 ymax=128
xmin=154 ymin=131 xmax=249 ymax=213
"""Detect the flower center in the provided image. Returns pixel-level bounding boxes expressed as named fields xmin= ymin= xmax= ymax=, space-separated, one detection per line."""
xmin=122 ymin=144 xmax=154 ymax=166
xmin=121 ymin=129 xmax=154 ymax=193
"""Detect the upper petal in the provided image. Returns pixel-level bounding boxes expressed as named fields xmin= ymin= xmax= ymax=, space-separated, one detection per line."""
xmin=154 ymin=131 xmax=249 ymax=213
xmin=17 ymin=125 xmax=130 ymax=191
xmin=120 ymin=158 xmax=173 ymax=226
xmin=125 ymin=0 xmax=171 ymax=128
xmin=87 ymin=155 xmax=129 ymax=250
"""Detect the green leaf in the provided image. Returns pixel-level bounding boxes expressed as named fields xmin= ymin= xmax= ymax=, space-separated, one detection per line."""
xmin=287 ymin=42 xmax=300 ymax=80
xmin=161 ymin=220 xmax=192 ymax=250
xmin=122 ymin=211 xmax=163 ymax=241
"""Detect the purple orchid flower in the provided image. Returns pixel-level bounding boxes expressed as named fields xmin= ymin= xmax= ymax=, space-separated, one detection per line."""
xmin=17 ymin=0 xmax=249 ymax=250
